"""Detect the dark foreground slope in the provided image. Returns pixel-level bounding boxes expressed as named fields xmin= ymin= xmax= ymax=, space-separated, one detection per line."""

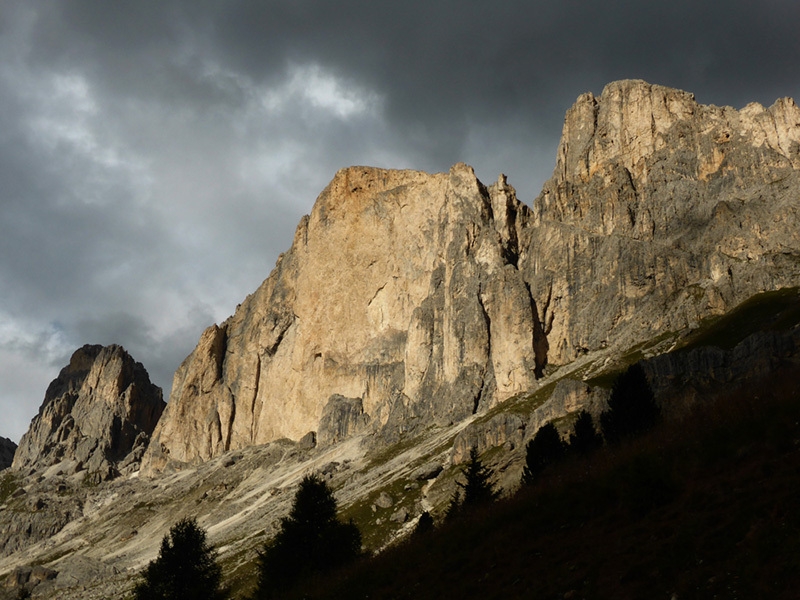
xmin=288 ymin=364 xmax=800 ymax=600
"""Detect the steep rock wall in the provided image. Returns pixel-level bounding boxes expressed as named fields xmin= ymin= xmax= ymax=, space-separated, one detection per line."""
xmin=143 ymin=80 xmax=800 ymax=474
xmin=522 ymin=79 xmax=800 ymax=364
xmin=142 ymin=164 xmax=543 ymax=473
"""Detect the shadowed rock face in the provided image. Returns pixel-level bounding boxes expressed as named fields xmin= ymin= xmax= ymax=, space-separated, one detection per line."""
xmin=317 ymin=395 xmax=371 ymax=448
xmin=12 ymin=345 xmax=164 ymax=481
xmin=0 ymin=438 xmax=16 ymax=471
xmin=643 ymin=324 xmax=800 ymax=416
xmin=142 ymin=79 xmax=800 ymax=475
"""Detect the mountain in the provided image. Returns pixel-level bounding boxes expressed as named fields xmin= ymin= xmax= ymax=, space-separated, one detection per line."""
xmin=1 ymin=80 xmax=800 ymax=599
xmin=143 ymin=79 xmax=800 ymax=475
xmin=141 ymin=163 xmax=542 ymax=474
xmin=0 ymin=439 xmax=15 ymax=472
xmin=12 ymin=344 xmax=165 ymax=482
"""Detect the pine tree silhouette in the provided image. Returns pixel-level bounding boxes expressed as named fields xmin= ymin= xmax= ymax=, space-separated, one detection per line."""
xmin=600 ymin=362 xmax=660 ymax=444
xmin=454 ymin=447 xmax=498 ymax=514
xmin=133 ymin=517 xmax=228 ymax=600
xmin=414 ymin=511 xmax=435 ymax=536
xmin=252 ymin=474 xmax=361 ymax=599
xmin=522 ymin=422 xmax=566 ymax=485
xmin=444 ymin=488 xmax=463 ymax=522
xmin=568 ymin=410 xmax=603 ymax=455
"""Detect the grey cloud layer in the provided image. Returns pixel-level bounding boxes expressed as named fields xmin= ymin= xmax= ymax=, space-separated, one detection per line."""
xmin=1 ymin=0 xmax=799 ymax=440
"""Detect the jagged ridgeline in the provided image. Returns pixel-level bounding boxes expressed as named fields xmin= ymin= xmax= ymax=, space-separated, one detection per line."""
xmin=142 ymin=79 xmax=800 ymax=475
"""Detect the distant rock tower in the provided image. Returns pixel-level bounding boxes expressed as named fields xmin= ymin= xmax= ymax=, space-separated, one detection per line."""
xmin=12 ymin=344 xmax=165 ymax=482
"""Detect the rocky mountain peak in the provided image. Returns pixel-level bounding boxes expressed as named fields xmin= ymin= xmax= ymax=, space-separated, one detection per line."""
xmin=12 ymin=344 xmax=165 ymax=482
xmin=141 ymin=79 xmax=800 ymax=476
xmin=539 ymin=79 xmax=800 ymax=229
xmin=141 ymin=162 xmax=542 ymax=474
xmin=525 ymin=80 xmax=800 ymax=365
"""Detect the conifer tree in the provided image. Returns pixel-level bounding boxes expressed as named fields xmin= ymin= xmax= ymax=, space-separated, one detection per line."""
xmin=522 ymin=422 xmax=566 ymax=485
xmin=455 ymin=446 xmax=498 ymax=512
xmin=568 ymin=410 xmax=603 ymax=455
xmin=600 ymin=362 xmax=660 ymax=444
xmin=444 ymin=489 xmax=463 ymax=522
xmin=252 ymin=474 xmax=361 ymax=599
xmin=133 ymin=517 xmax=228 ymax=600
xmin=414 ymin=511 xmax=435 ymax=536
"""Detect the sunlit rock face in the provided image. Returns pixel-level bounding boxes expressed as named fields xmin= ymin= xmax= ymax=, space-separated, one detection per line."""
xmin=12 ymin=345 xmax=164 ymax=481
xmin=143 ymin=80 xmax=800 ymax=474
xmin=142 ymin=164 xmax=543 ymax=474
xmin=521 ymin=79 xmax=800 ymax=364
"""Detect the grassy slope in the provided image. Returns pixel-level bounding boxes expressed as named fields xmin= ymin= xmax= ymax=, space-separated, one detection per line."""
xmin=676 ymin=286 xmax=800 ymax=352
xmin=585 ymin=286 xmax=800 ymax=389
xmin=279 ymin=361 xmax=800 ymax=600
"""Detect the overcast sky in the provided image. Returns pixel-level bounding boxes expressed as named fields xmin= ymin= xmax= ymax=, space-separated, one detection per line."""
xmin=1 ymin=1 xmax=799 ymax=442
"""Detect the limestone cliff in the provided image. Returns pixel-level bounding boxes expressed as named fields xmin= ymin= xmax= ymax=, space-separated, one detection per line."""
xmin=522 ymin=79 xmax=800 ymax=364
xmin=143 ymin=79 xmax=800 ymax=474
xmin=142 ymin=164 xmax=543 ymax=473
xmin=13 ymin=345 xmax=165 ymax=481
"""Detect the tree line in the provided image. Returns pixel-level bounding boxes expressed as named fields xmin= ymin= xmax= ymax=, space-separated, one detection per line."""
xmin=523 ymin=362 xmax=659 ymax=484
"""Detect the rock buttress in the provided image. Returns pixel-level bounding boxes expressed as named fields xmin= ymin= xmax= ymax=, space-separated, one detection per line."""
xmin=142 ymin=164 xmax=540 ymax=474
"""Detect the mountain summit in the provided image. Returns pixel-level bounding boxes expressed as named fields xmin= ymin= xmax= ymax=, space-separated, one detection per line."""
xmin=142 ymin=163 xmax=542 ymax=473
xmin=13 ymin=344 xmax=165 ymax=482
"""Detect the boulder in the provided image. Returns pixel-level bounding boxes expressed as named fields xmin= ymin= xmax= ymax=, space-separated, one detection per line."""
xmin=375 ymin=491 xmax=394 ymax=509
xmin=412 ymin=461 xmax=443 ymax=481
xmin=390 ymin=507 xmax=409 ymax=523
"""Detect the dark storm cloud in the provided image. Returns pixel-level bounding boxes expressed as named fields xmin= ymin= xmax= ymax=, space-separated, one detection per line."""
xmin=2 ymin=0 xmax=799 ymax=441
xmin=19 ymin=1 xmax=800 ymax=195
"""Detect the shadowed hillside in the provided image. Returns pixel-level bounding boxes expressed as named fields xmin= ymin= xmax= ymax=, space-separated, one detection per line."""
xmin=280 ymin=363 xmax=800 ymax=600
